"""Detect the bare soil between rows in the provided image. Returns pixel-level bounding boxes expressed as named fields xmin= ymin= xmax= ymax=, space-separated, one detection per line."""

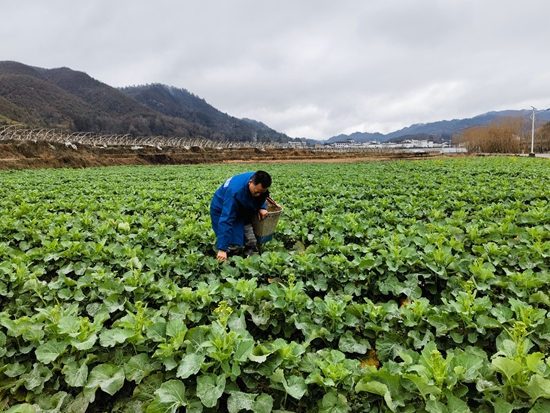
xmin=0 ymin=140 xmax=448 ymax=170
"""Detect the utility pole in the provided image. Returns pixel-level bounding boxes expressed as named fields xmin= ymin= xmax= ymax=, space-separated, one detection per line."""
xmin=530 ymin=106 xmax=536 ymax=157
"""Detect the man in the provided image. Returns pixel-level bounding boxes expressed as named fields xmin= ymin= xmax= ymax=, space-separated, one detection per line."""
xmin=210 ymin=171 xmax=272 ymax=261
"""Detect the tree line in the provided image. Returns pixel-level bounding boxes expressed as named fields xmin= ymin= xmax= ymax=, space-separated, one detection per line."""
xmin=453 ymin=117 xmax=550 ymax=153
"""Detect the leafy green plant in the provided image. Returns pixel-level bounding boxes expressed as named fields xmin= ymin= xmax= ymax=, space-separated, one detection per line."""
xmin=1 ymin=158 xmax=550 ymax=411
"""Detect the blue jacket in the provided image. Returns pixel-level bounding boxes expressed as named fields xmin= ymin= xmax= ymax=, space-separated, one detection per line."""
xmin=210 ymin=172 xmax=268 ymax=251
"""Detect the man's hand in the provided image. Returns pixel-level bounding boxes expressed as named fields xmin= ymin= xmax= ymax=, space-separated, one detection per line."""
xmin=217 ymin=250 xmax=227 ymax=261
xmin=258 ymin=208 xmax=268 ymax=220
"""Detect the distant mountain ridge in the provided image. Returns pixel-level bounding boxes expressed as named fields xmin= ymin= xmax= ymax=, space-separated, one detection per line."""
xmin=119 ymin=84 xmax=289 ymax=142
xmin=328 ymin=110 xmax=550 ymax=143
xmin=2 ymin=61 xmax=549 ymax=144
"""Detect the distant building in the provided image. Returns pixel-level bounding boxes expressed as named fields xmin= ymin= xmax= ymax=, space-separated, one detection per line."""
xmin=287 ymin=141 xmax=307 ymax=148
xmin=319 ymin=137 xmax=453 ymax=151
xmin=398 ymin=139 xmax=434 ymax=148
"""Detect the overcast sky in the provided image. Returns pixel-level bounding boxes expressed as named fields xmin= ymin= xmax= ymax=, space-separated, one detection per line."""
xmin=3 ymin=1 xmax=550 ymax=140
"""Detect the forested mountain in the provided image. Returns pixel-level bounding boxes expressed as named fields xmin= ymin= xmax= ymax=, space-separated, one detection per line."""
xmin=119 ymin=84 xmax=289 ymax=142
xmin=0 ymin=61 xmax=290 ymax=142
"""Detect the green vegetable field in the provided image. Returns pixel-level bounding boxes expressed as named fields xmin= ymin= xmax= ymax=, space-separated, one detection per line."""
xmin=1 ymin=157 xmax=550 ymax=413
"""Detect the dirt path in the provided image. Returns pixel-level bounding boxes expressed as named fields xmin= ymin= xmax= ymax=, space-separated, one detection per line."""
xmin=0 ymin=140 xmax=448 ymax=170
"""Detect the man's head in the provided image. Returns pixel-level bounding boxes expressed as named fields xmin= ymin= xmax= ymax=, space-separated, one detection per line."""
xmin=248 ymin=170 xmax=271 ymax=197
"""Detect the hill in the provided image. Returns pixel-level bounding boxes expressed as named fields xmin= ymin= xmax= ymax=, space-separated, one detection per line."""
xmin=0 ymin=61 xmax=198 ymax=136
xmin=119 ymin=84 xmax=289 ymax=143
xmin=0 ymin=61 xmax=290 ymax=142
xmin=328 ymin=110 xmax=550 ymax=143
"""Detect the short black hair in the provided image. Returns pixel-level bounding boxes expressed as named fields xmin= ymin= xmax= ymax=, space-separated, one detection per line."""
xmin=251 ymin=170 xmax=272 ymax=188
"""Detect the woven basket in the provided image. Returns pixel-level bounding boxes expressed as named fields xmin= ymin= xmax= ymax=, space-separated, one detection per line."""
xmin=252 ymin=197 xmax=283 ymax=244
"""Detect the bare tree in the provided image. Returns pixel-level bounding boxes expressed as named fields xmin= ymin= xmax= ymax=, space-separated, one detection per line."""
xmin=536 ymin=121 xmax=550 ymax=153
xmin=454 ymin=117 xmax=526 ymax=153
